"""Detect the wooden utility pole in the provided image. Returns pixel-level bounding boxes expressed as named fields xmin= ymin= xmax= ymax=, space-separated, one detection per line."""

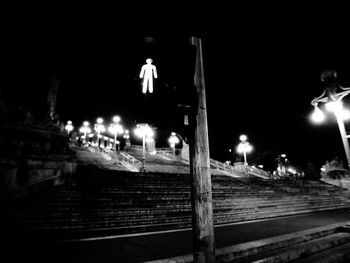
xmin=189 ymin=36 xmax=215 ymax=263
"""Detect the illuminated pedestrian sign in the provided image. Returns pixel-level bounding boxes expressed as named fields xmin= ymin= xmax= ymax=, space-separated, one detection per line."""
xmin=139 ymin=58 xmax=158 ymax=94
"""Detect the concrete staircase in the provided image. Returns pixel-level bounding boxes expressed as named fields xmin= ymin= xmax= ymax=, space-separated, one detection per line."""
xmin=1 ymin=167 xmax=350 ymax=242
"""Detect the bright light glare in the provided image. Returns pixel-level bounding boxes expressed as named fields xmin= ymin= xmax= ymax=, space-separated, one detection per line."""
xmin=239 ymin=134 xmax=247 ymax=142
xmin=168 ymin=132 xmax=180 ymax=145
xmin=237 ymin=142 xmax=253 ymax=153
xmin=113 ymin=116 xmax=121 ymax=123
xmin=123 ymin=129 xmax=130 ymax=139
xmin=325 ymin=100 xmax=342 ymax=113
xmin=94 ymin=123 xmax=105 ymax=133
xmin=145 ymin=128 xmax=154 ymax=137
xmin=108 ymin=124 xmax=124 ymax=135
xmin=65 ymin=121 xmax=73 ymax=132
xmin=79 ymin=126 xmax=91 ymax=134
xmin=134 ymin=124 xmax=154 ymax=138
xmin=311 ymin=106 xmax=325 ymax=123
xmin=340 ymin=109 xmax=350 ymax=120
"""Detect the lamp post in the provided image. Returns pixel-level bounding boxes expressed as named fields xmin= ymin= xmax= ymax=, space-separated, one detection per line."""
xmin=168 ymin=132 xmax=180 ymax=156
xmin=135 ymin=123 xmax=154 ymax=172
xmin=123 ymin=129 xmax=130 ymax=149
xmin=108 ymin=116 xmax=123 ymax=151
xmin=310 ymin=69 xmax=350 ymax=169
xmin=236 ymin=134 xmax=253 ymax=165
xmin=79 ymin=121 xmax=91 ymax=144
xmin=94 ymin=117 xmax=105 ymax=149
xmin=276 ymin=153 xmax=288 ymax=176
xmin=65 ymin=120 xmax=74 ymax=137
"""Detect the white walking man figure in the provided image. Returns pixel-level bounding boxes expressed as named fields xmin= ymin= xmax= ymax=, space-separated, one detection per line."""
xmin=139 ymin=58 xmax=158 ymax=94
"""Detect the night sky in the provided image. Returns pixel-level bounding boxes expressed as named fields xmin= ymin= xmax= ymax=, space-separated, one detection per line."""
xmin=2 ymin=7 xmax=350 ymax=171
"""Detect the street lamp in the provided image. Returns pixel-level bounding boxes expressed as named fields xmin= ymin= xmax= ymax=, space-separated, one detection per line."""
xmin=108 ymin=116 xmax=124 ymax=151
xmin=65 ymin=120 xmax=74 ymax=137
xmin=134 ymin=123 xmax=154 ymax=172
xmin=310 ymin=69 xmax=350 ymax=169
xmin=94 ymin=117 xmax=105 ymax=148
xmin=168 ymin=132 xmax=180 ymax=156
xmin=276 ymin=153 xmax=288 ymax=176
xmin=79 ymin=121 xmax=91 ymax=144
xmin=123 ymin=129 xmax=130 ymax=149
xmin=236 ymin=134 xmax=253 ymax=165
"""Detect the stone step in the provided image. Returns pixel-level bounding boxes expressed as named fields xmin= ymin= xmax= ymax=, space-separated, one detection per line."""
xmin=150 ymin=222 xmax=350 ymax=263
xmin=215 ymin=205 xmax=350 ymax=223
xmin=293 ymin=241 xmax=350 ymax=262
xmin=5 ymin=205 xmax=349 ymax=234
xmin=241 ymin=232 xmax=350 ymax=263
xmin=13 ymin=197 xmax=346 ymax=210
xmin=7 ymin=200 xmax=348 ymax=222
xmin=13 ymin=198 xmax=343 ymax=211
xmin=3 ymin=169 xmax=350 ymax=242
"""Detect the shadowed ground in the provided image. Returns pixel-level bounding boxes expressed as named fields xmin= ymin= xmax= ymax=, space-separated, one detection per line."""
xmin=3 ymin=208 xmax=349 ymax=262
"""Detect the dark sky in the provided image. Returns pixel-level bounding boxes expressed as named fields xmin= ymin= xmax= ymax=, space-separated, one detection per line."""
xmin=2 ymin=7 xmax=350 ymax=171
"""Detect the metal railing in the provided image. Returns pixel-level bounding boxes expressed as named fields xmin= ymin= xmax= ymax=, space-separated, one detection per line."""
xmin=210 ymin=159 xmax=241 ymax=176
xmin=118 ymin=152 xmax=142 ymax=171
xmin=81 ymin=143 xmax=271 ymax=178
xmin=210 ymin=160 xmax=271 ymax=179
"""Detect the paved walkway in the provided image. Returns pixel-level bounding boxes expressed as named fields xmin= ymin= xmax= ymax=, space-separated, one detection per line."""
xmin=3 ymin=209 xmax=349 ymax=263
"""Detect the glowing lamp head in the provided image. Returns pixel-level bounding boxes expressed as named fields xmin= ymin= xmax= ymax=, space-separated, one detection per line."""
xmin=109 ymin=123 xmax=124 ymax=135
xmin=168 ymin=132 xmax=180 ymax=145
xmin=237 ymin=142 xmax=253 ymax=154
xmin=311 ymin=105 xmax=325 ymax=123
xmin=65 ymin=121 xmax=74 ymax=133
xmin=79 ymin=126 xmax=91 ymax=134
xmin=135 ymin=124 xmax=154 ymax=138
xmin=239 ymin=134 xmax=247 ymax=142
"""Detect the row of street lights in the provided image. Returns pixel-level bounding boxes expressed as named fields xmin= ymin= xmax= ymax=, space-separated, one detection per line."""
xmin=64 ymin=117 xmax=180 ymax=157
xmin=92 ymin=116 xmax=125 ymax=151
xmin=65 ymin=116 xmax=126 ymax=151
